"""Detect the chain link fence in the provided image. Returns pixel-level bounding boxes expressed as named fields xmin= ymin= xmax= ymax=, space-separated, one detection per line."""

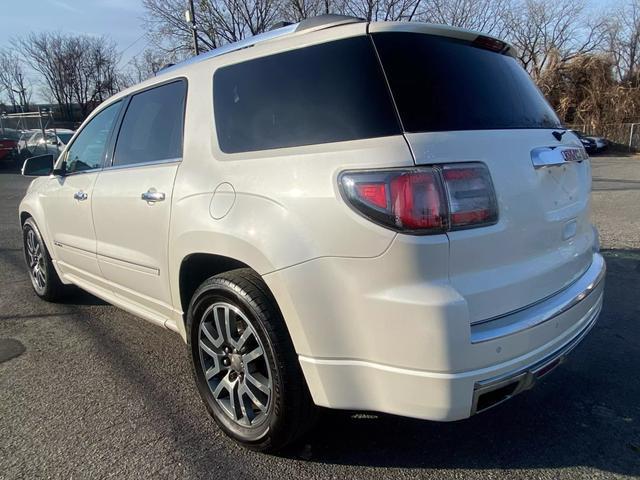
xmin=568 ymin=123 xmax=640 ymax=152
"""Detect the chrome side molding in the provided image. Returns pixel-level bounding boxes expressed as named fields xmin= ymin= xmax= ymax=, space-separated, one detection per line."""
xmin=531 ymin=145 xmax=589 ymax=169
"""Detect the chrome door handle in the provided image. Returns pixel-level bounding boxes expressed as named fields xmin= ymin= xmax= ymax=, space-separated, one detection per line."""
xmin=141 ymin=190 xmax=165 ymax=203
xmin=73 ymin=191 xmax=88 ymax=201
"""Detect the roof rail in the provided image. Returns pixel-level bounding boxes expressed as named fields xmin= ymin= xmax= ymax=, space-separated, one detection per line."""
xmin=158 ymin=14 xmax=365 ymax=76
xmin=157 ymin=63 xmax=175 ymax=73
xmin=158 ymin=23 xmax=299 ymax=75
xmin=295 ymin=14 xmax=364 ymax=32
xmin=270 ymin=21 xmax=293 ymax=31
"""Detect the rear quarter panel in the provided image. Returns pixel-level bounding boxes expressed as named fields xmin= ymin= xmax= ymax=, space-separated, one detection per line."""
xmin=167 ymin=30 xmax=415 ymax=342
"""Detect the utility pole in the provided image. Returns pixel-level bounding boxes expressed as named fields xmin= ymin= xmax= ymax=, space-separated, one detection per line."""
xmin=185 ymin=0 xmax=200 ymax=56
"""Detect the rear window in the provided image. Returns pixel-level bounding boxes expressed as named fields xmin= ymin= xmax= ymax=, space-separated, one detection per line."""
xmin=372 ymin=32 xmax=561 ymax=132
xmin=213 ymin=36 xmax=401 ymax=153
xmin=113 ymin=80 xmax=186 ymax=167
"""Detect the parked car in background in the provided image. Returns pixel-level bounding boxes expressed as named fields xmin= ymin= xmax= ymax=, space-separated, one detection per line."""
xmin=19 ymin=15 xmax=605 ymax=453
xmin=589 ymin=134 xmax=609 ymax=152
xmin=17 ymin=130 xmax=39 ymax=158
xmin=0 ymin=135 xmax=19 ymax=168
xmin=570 ymin=130 xmax=608 ymax=153
xmin=0 ymin=129 xmax=24 ymax=168
xmin=24 ymin=129 xmax=75 ymax=158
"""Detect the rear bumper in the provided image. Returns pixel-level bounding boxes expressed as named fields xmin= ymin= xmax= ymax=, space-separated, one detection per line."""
xmin=470 ymin=253 xmax=605 ymax=343
xmin=471 ymin=300 xmax=599 ymax=415
xmin=299 ymin=284 xmax=602 ymax=420
xmin=266 ymin=249 xmax=605 ymax=421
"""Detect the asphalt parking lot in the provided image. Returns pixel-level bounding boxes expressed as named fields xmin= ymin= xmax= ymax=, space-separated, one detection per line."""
xmin=0 ymin=155 xmax=639 ymax=479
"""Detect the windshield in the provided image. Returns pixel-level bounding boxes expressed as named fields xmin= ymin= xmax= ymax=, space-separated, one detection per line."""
xmin=57 ymin=133 xmax=74 ymax=144
xmin=372 ymin=32 xmax=562 ymax=132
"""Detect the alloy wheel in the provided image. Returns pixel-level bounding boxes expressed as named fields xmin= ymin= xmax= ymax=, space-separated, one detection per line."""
xmin=25 ymin=228 xmax=46 ymax=291
xmin=198 ymin=302 xmax=272 ymax=427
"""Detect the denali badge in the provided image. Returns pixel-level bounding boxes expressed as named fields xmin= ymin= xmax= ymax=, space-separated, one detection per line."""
xmin=531 ymin=146 xmax=589 ymax=169
xmin=561 ymin=148 xmax=589 ymax=163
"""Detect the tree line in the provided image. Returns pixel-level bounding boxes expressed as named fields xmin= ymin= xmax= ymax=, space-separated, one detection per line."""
xmin=0 ymin=34 xmax=126 ymax=123
xmin=1 ymin=0 xmax=640 ymax=131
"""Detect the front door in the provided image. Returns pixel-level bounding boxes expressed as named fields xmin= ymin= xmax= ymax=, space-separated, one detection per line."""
xmin=92 ymin=80 xmax=187 ymax=318
xmin=41 ymin=101 xmax=122 ymax=283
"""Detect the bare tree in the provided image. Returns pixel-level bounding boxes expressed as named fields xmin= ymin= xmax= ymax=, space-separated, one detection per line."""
xmin=503 ymin=0 xmax=607 ymax=80
xmin=0 ymin=49 xmax=32 ymax=112
xmin=279 ymin=0 xmax=341 ymax=21
xmin=421 ymin=0 xmax=508 ymax=35
xmin=143 ymin=0 xmax=283 ymax=56
xmin=127 ymin=48 xmax=177 ymax=83
xmin=342 ymin=0 xmax=422 ymax=21
xmin=16 ymin=33 xmax=75 ymax=119
xmin=16 ymin=32 xmax=123 ymax=120
xmin=143 ymin=0 xmax=214 ymax=55
xmin=96 ymin=0 xmax=640 ymax=134
xmin=606 ymin=0 xmax=640 ymax=85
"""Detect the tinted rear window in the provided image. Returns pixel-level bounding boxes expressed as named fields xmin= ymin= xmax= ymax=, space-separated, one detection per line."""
xmin=114 ymin=80 xmax=186 ymax=167
xmin=213 ymin=36 xmax=401 ymax=153
xmin=372 ymin=32 xmax=561 ymax=132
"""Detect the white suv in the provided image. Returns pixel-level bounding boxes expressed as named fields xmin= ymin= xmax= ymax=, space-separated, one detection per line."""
xmin=19 ymin=15 xmax=605 ymax=452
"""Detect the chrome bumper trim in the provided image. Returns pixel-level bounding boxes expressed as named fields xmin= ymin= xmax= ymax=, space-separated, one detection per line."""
xmin=470 ymin=298 xmax=601 ymax=415
xmin=470 ymin=253 xmax=605 ymax=344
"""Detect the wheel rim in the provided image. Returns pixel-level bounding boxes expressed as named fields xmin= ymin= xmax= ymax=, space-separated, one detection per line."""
xmin=198 ymin=302 xmax=272 ymax=427
xmin=25 ymin=228 xmax=46 ymax=291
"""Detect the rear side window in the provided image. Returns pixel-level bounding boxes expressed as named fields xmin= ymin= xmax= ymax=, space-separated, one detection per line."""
xmin=113 ymin=80 xmax=186 ymax=167
xmin=213 ymin=36 xmax=401 ymax=153
xmin=372 ymin=32 xmax=561 ymax=132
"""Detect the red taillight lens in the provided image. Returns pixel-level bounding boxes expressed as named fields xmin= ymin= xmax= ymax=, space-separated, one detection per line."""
xmin=473 ymin=35 xmax=508 ymax=53
xmin=340 ymin=163 xmax=497 ymax=234
xmin=390 ymin=172 xmax=446 ymax=229
xmin=355 ymin=183 xmax=388 ymax=209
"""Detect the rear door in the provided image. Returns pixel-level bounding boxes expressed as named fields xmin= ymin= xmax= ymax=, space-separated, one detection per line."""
xmin=91 ymin=79 xmax=187 ymax=319
xmin=371 ymin=28 xmax=595 ymax=323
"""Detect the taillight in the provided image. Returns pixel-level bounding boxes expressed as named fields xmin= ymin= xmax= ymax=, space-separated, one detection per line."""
xmin=339 ymin=162 xmax=497 ymax=235
xmin=441 ymin=163 xmax=498 ymax=229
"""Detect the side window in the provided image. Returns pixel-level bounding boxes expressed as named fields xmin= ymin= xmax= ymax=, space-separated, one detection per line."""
xmin=30 ymin=133 xmax=42 ymax=145
xmin=112 ymin=80 xmax=187 ymax=167
xmin=64 ymin=101 xmax=121 ymax=174
xmin=212 ymin=36 xmax=400 ymax=153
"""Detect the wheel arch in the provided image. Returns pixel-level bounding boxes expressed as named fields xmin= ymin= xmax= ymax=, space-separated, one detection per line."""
xmin=173 ymin=249 xmax=312 ymax=358
xmin=20 ymin=210 xmax=31 ymax=225
xmin=178 ymin=252 xmax=252 ymax=326
xmin=18 ymin=201 xmax=56 ymax=260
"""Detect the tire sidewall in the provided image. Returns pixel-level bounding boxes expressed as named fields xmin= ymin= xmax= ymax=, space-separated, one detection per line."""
xmin=22 ymin=219 xmax=49 ymax=297
xmin=188 ymin=280 xmax=284 ymax=446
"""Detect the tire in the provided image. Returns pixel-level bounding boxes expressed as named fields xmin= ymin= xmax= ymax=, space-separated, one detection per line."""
xmin=187 ymin=268 xmax=316 ymax=452
xmin=22 ymin=218 xmax=67 ymax=301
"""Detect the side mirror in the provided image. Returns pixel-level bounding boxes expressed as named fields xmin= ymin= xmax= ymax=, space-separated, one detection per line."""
xmin=22 ymin=154 xmax=55 ymax=177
